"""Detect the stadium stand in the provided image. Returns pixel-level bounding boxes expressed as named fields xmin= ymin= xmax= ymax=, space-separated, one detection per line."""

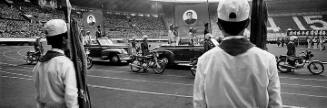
xmin=0 ymin=0 xmax=324 ymax=41
xmin=0 ymin=0 xmax=167 ymax=39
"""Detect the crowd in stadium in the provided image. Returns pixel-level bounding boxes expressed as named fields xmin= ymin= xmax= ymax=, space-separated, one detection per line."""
xmin=0 ymin=1 xmax=167 ymax=39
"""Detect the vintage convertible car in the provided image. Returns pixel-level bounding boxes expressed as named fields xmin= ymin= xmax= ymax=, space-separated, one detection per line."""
xmin=86 ymin=38 xmax=131 ymax=64
xmin=154 ymin=39 xmax=219 ymax=66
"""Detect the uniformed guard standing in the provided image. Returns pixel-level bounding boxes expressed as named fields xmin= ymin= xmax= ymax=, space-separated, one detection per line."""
xmin=193 ymin=0 xmax=282 ymax=107
xmin=33 ymin=19 xmax=79 ymax=108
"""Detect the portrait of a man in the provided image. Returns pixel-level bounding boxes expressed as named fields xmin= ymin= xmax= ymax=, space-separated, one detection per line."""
xmin=87 ymin=15 xmax=96 ymax=26
xmin=183 ymin=10 xmax=197 ymax=25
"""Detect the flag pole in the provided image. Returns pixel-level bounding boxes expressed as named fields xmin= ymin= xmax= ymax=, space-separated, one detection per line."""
xmin=62 ymin=0 xmax=92 ymax=107
xmin=250 ymin=0 xmax=268 ymax=50
xmin=206 ymin=0 xmax=211 ymax=34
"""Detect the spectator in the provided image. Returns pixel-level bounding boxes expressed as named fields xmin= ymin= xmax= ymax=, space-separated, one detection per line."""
xmin=193 ymin=0 xmax=282 ymax=108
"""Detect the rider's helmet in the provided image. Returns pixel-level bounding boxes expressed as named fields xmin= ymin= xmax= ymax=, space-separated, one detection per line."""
xmin=142 ymin=35 xmax=148 ymax=40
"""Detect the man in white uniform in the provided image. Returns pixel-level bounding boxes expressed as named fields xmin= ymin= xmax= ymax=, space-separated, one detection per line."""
xmin=33 ymin=19 xmax=79 ymax=108
xmin=193 ymin=0 xmax=282 ymax=108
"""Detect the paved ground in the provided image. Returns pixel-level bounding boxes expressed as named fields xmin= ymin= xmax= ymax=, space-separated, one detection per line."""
xmin=1 ymin=45 xmax=327 ymax=108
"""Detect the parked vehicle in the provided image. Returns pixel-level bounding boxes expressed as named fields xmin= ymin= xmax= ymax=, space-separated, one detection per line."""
xmin=277 ymin=50 xmax=325 ymax=75
xmin=85 ymin=38 xmax=131 ymax=64
xmin=129 ymin=51 xmax=167 ymax=74
xmin=25 ymin=51 xmax=41 ymax=64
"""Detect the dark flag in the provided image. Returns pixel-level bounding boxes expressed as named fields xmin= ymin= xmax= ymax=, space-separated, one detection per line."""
xmin=62 ymin=0 xmax=92 ymax=108
xmin=250 ymin=0 xmax=268 ymax=50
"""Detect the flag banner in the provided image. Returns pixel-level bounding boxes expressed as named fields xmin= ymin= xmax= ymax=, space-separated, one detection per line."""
xmin=287 ymin=30 xmax=327 ymax=36
xmin=69 ymin=18 xmax=92 ymax=108
xmin=62 ymin=0 xmax=92 ymax=107
xmin=174 ymin=3 xmax=209 ymax=38
xmin=250 ymin=0 xmax=268 ymax=50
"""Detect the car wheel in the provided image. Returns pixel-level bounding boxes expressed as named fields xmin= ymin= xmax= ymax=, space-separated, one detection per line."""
xmin=111 ymin=55 xmax=120 ymax=64
xmin=161 ymin=56 xmax=169 ymax=65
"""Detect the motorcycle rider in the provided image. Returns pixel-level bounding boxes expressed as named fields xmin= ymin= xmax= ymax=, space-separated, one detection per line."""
xmin=34 ymin=36 xmax=44 ymax=55
xmin=287 ymin=37 xmax=296 ymax=66
xmin=140 ymin=35 xmax=161 ymax=71
xmin=141 ymin=35 xmax=150 ymax=56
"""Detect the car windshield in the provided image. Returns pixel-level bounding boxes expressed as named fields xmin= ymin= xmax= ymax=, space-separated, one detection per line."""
xmin=98 ymin=38 xmax=114 ymax=45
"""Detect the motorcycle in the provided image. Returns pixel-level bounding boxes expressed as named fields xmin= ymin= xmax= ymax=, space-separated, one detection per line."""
xmin=25 ymin=51 xmax=41 ymax=64
xmin=129 ymin=51 xmax=167 ymax=74
xmin=277 ymin=50 xmax=325 ymax=75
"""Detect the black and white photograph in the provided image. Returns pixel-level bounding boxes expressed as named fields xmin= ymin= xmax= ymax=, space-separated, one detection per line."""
xmin=0 ymin=0 xmax=327 ymax=108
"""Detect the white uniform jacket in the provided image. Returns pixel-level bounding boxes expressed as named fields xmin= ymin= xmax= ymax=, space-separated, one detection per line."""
xmin=193 ymin=46 xmax=282 ymax=108
xmin=33 ymin=49 xmax=79 ymax=108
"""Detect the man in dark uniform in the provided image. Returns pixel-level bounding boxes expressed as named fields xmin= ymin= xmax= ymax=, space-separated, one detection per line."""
xmin=287 ymin=38 xmax=296 ymax=66
xmin=95 ymin=25 xmax=101 ymax=39
xmin=141 ymin=35 xmax=149 ymax=56
xmin=185 ymin=12 xmax=196 ymax=25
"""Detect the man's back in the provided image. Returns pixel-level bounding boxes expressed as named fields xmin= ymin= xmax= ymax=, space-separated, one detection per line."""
xmin=194 ymin=47 xmax=282 ymax=108
xmin=33 ymin=54 xmax=78 ymax=108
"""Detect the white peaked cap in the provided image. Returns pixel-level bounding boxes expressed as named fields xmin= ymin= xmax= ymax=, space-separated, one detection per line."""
xmin=217 ymin=0 xmax=250 ymax=22
xmin=143 ymin=35 xmax=148 ymax=39
xmin=44 ymin=19 xmax=67 ymax=37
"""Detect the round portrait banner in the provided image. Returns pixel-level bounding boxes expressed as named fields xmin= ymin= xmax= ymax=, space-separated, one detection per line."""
xmin=183 ymin=10 xmax=197 ymax=25
xmin=87 ymin=15 xmax=96 ymax=26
